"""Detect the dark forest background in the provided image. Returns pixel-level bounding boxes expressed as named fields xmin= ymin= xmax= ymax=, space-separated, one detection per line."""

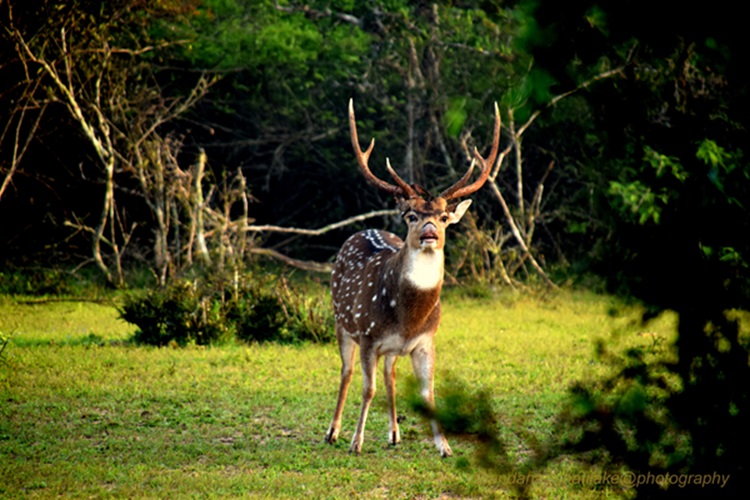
xmin=2 ymin=0 xmax=746 ymax=293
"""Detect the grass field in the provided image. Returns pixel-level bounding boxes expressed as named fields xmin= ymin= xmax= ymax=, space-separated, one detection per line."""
xmin=0 ymin=288 xmax=677 ymax=498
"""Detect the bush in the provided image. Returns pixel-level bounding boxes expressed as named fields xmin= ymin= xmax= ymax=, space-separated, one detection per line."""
xmin=0 ymin=331 xmax=10 ymax=365
xmin=228 ymin=277 xmax=334 ymax=344
xmin=0 ymin=268 xmax=92 ymax=296
xmin=120 ymin=271 xmax=335 ymax=346
xmin=120 ymin=280 xmax=233 ymax=346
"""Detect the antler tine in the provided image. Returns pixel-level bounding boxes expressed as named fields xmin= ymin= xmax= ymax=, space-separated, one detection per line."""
xmin=386 ymin=158 xmax=417 ymax=198
xmin=440 ymin=102 xmax=501 ymax=201
xmin=439 ymin=158 xmax=476 ymax=200
xmin=349 ymin=99 xmax=415 ymax=198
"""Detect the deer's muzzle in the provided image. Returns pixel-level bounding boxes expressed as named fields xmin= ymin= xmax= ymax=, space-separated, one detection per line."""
xmin=420 ymin=223 xmax=439 ymax=247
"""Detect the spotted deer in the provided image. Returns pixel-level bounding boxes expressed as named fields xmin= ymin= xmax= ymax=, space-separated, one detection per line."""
xmin=323 ymin=100 xmax=500 ymax=457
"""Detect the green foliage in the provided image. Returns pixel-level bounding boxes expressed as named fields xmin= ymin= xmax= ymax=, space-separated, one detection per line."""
xmin=607 ymin=179 xmax=666 ymax=225
xmin=163 ymin=0 xmax=369 ymax=81
xmin=0 ymin=331 xmax=10 ymax=366
xmin=567 ymin=96 xmax=750 ymax=498
xmin=516 ymin=7 xmax=750 ymax=479
xmin=696 ymin=139 xmax=746 ymax=207
xmin=560 ymin=337 xmax=691 ymax=473
xmin=407 ymin=375 xmax=515 ymax=473
xmin=228 ymin=275 xmax=335 ymax=345
xmin=121 ymin=280 xmax=233 ymax=346
xmin=558 ymin=308 xmax=750 ymax=495
xmin=583 ymin=6 xmax=608 ymax=35
xmin=0 ymin=269 xmax=75 ymax=296
xmin=607 ymin=145 xmax=691 ymax=225
xmin=120 ymin=272 xmax=334 ymax=346
xmin=644 ymin=145 xmax=688 ymax=182
xmin=581 ymin=138 xmax=750 ymax=495
xmin=0 ymin=267 xmax=109 ymax=297
xmin=195 ymin=5 xmax=321 ymax=70
xmin=444 ymin=97 xmax=468 ymax=138
xmin=504 ymin=67 xmax=556 ymax=121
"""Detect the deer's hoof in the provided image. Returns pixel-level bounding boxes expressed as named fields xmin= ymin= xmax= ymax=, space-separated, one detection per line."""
xmin=349 ymin=439 xmax=363 ymax=455
xmin=436 ymin=437 xmax=452 ymax=458
xmin=324 ymin=427 xmax=339 ymax=444
xmin=387 ymin=429 xmax=401 ymax=446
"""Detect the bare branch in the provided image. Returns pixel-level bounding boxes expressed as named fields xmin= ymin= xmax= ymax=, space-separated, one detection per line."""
xmin=479 ymin=56 xmax=631 ymax=287
xmin=193 ymin=149 xmax=211 ymax=265
xmin=243 ymin=209 xmax=398 ymax=236
xmin=0 ymin=80 xmax=48 ymax=200
xmin=106 ymin=39 xmax=191 ymax=56
xmin=274 ymin=1 xmax=361 ymax=26
xmin=134 ymin=75 xmax=214 ymax=150
xmin=488 ymin=179 xmax=557 ymax=288
xmin=516 ymin=64 xmax=628 ymax=139
xmin=529 ymin=161 xmax=555 ymax=224
xmin=249 ymin=247 xmax=333 ymax=273
xmin=11 ymin=27 xmax=113 ymax=165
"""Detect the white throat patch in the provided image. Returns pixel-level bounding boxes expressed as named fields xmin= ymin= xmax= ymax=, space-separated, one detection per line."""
xmin=404 ymin=248 xmax=444 ymax=290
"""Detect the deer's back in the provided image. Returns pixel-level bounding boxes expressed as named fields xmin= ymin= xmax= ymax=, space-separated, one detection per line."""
xmin=331 ymin=229 xmax=403 ymax=336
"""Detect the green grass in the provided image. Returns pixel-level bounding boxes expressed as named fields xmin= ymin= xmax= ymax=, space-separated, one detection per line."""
xmin=0 ymin=289 xmax=678 ymax=498
xmin=0 ymin=297 xmax=132 ymax=346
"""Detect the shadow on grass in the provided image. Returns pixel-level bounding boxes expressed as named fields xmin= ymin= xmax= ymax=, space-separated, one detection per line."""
xmin=406 ymin=375 xmax=539 ymax=499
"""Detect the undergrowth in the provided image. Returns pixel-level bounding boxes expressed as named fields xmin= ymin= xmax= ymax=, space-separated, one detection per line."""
xmin=120 ymin=271 xmax=334 ymax=346
xmin=0 ymin=267 xmax=103 ymax=296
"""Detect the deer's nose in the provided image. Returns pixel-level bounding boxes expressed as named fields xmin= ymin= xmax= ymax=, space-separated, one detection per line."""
xmin=421 ymin=222 xmax=439 ymax=241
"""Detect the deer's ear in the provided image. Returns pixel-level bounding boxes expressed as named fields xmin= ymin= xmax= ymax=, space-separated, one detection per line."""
xmin=447 ymin=199 xmax=472 ymax=224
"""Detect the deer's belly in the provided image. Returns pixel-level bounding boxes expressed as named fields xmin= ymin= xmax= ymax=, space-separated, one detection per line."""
xmin=374 ymin=332 xmax=431 ymax=356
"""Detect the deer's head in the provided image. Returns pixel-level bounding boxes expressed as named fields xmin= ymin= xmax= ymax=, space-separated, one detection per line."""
xmin=348 ymin=99 xmax=501 ymax=253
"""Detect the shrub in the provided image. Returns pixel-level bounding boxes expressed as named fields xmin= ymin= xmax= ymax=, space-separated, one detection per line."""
xmin=121 ymin=271 xmax=335 ymax=346
xmin=0 ymin=268 xmax=82 ymax=296
xmin=228 ymin=275 xmax=335 ymax=344
xmin=0 ymin=331 xmax=10 ymax=365
xmin=120 ymin=280 xmax=233 ymax=346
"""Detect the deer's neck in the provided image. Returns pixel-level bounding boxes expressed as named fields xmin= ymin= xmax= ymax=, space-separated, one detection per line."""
xmin=401 ymin=247 xmax=444 ymax=291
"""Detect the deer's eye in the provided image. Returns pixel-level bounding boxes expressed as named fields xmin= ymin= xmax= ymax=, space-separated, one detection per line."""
xmin=440 ymin=215 xmax=450 ymax=223
xmin=406 ymin=214 xmax=418 ymax=223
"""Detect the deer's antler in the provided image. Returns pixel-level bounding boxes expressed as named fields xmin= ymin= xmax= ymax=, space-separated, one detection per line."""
xmin=439 ymin=102 xmax=501 ymax=201
xmin=349 ymin=99 xmax=416 ymax=199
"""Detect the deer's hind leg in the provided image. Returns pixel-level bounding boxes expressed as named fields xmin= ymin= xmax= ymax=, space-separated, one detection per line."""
xmin=325 ymin=328 xmax=357 ymax=444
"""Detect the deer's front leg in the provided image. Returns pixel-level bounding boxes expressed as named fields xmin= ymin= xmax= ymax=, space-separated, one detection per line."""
xmin=350 ymin=343 xmax=378 ymax=455
xmin=384 ymin=354 xmax=400 ymax=446
xmin=411 ymin=342 xmax=452 ymax=458
xmin=325 ymin=331 xmax=357 ymax=444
